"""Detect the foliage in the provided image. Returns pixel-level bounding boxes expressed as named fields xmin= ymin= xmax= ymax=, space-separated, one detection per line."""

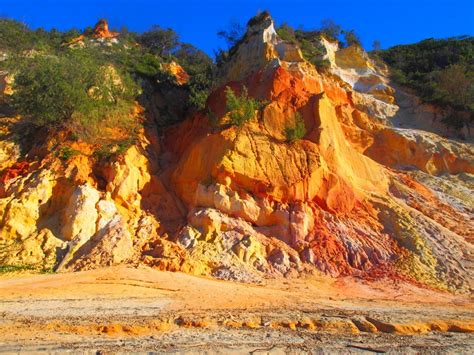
xmin=137 ymin=25 xmax=179 ymax=57
xmin=320 ymin=19 xmax=342 ymax=42
xmin=376 ymin=36 xmax=474 ymax=131
xmin=0 ymin=264 xmax=35 ymax=273
xmin=175 ymin=44 xmax=215 ymax=110
xmin=342 ymin=30 xmax=360 ymax=47
xmin=372 ymin=40 xmax=382 ymax=51
xmin=0 ymin=18 xmax=78 ymax=54
xmin=225 ymin=86 xmax=259 ymax=127
xmin=276 ymin=25 xmax=330 ymax=70
xmin=56 ymin=146 xmax=81 ymax=160
xmin=277 ymin=23 xmax=297 ymax=43
xmin=11 ymin=50 xmax=139 ymax=141
xmin=342 ymin=29 xmax=362 ymax=47
xmin=94 ymin=138 xmax=134 ymax=159
xmin=188 ymin=77 xmax=211 ymax=110
xmin=129 ymin=51 xmax=163 ymax=77
xmin=284 ymin=112 xmax=306 ymax=142
xmin=0 ymin=264 xmax=53 ymax=273
xmin=217 ymin=20 xmax=245 ymax=49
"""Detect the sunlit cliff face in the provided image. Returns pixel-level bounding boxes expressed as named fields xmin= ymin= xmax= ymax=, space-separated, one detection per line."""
xmin=0 ymin=14 xmax=473 ymax=293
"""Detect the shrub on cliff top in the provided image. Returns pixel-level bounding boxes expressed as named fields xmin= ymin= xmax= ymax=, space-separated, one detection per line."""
xmin=284 ymin=112 xmax=306 ymax=143
xmin=225 ymin=86 xmax=260 ymax=127
xmin=376 ymin=37 xmax=474 ymax=133
xmin=12 ymin=50 xmax=139 ymax=142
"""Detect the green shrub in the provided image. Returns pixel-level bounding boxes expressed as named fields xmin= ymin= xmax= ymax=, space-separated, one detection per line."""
xmin=0 ymin=264 xmax=35 ymax=273
xmin=94 ymin=138 xmax=134 ymax=160
xmin=225 ymin=86 xmax=259 ymax=127
xmin=342 ymin=29 xmax=362 ymax=47
xmin=285 ymin=112 xmax=306 ymax=142
xmin=276 ymin=24 xmax=331 ymax=70
xmin=376 ymin=37 xmax=474 ymax=132
xmin=276 ymin=23 xmax=297 ymax=44
xmin=56 ymin=146 xmax=81 ymax=160
xmin=0 ymin=264 xmax=54 ymax=273
xmin=11 ymin=50 xmax=139 ymax=142
xmin=138 ymin=25 xmax=179 ymax=57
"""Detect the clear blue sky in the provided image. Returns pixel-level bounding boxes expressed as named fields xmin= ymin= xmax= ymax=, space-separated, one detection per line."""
xmin=1 ymin=0 xmax=473 ymax=55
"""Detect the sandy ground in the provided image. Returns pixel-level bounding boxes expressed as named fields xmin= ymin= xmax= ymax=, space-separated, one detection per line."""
xmin=0 ymin=266 xmax=473 ymax=353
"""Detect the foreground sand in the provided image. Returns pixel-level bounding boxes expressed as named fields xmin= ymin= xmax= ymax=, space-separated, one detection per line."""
xmin=0 ymin=266 xmax=473 ymax=353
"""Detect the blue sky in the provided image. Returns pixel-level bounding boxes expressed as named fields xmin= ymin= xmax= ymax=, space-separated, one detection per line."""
xmin=1 ymin=0 xmax=473 ymax=55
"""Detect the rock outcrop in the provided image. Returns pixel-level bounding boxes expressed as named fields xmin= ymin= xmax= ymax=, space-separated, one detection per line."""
xmin=62 ymin=19 xmax=120 ymax=47
xmin=0 ymin=13 xmax=472 ymax=293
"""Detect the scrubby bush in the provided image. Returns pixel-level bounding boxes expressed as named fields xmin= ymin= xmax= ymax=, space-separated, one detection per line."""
xmin=320 ymin=19 xmax=342 ymax=42
xmin=0 ymin=18 xmax=70 ymax=54
xmin=56 ymin=146 xmax=81 ymax=160
xmin=342 ymin=29 xmax=362 ymax=47
xmin=225 ymin=86 xmax=260 ymax=127
xmin=138 ymin=25 xmax=179 ymax=57
xmin=276 ymin=25 xmax=330 ymax=70
xmin=217 ymin=21 xmax=245 ymax=49
xmin=284 ymin=112 xmax=306 ymax=142
xmin=11 ymin=50 xmax=139 ymax=142
xmin=376 ymin=36 xmax=474 ymax=132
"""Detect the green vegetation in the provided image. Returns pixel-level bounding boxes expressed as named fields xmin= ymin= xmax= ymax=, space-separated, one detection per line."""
xmin=137 ymin=25 xmax=179 ymax=57
xmin=342 ymin=29 xmax=362 ymax=47
xmin=0 ymin=18 xmax=71 ymax=54
xmin=375 ymin=37 xmax=474 ymax=132
xmin=276 ymin=24 xmax=331 ymax=70
xmin=175 ymin=44 xmax=215 ymax=111
xmin=0 ymin=264 xmax=53 ymax=273
xmin=93 ymin=138 xmax=135 ymax=159
xmin=319 ymin=19 xmax=342 ymax=42
xmin=1 ymin=18 xmax=215 ymax=132
xmin=284 ymin=112 xmax=306 ymax=142
xmin=11 ymin=51 xmax=139 ymax=142
xmin=56 ymin=146 xmax=81 ymax=160
xmin=225 ymin=86 xmax=260 ymax=127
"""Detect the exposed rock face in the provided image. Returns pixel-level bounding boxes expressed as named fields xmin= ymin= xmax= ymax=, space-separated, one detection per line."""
xmin=92 ymin=19 xmax=120 ymax=39
xmin=0 ymin=14 xmax=472 ymax=293
xmin=162 ymin=62 xmax=190 ymax=85
xmin=62 ymin=19 xmax=119 ymax=47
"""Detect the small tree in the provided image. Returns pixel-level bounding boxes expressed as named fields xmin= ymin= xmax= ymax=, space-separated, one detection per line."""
xmin=217 ymin=20 xmax=245 ymax=49
xmin=225 ymin=86 xmax=259 ymax=127
xmin=320 ymin=19 xmax=342 ymax=41
xmin=372 ymin=40 xmax=382 ymax=51
xmin=285 ymin=112 xmax=306 ymax=142
xmin=138 ymin=25 xmax=179 ymax=57
xmin=276 ymin=23 xmax=297 ymax=44
xmin=343 ymin=29 xmax=362 ymax=47
xmin=437 ymin=63 xmax=472 ymax=109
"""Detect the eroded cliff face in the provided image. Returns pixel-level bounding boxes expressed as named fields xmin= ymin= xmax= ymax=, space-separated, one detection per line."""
xmin=0 ymin=14 xmax=472 ymax=293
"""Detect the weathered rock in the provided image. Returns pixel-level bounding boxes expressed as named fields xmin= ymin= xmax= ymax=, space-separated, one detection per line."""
xmin=0 ymin=12 xmax=472 ymax=293
xmin=162 ymin=61 xmax=190 ymax=85
xmin=61 ymin=184 xmax=100 ymax=242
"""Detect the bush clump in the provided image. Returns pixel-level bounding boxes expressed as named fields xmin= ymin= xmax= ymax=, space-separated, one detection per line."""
xmin=284 ymin=112 xmax=306 ymax=142
xmin=225 ymin=86 xmax=260 ymax=127
xmin=276 ymin=24 xmax=331 ymax=70
xmin=375 ymin=37 xmax=474 ymax=132
xmin=56 ymin=146 xmax=81 ymax=160
xmin=11 ymin=50 xmax=140 ymax=142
